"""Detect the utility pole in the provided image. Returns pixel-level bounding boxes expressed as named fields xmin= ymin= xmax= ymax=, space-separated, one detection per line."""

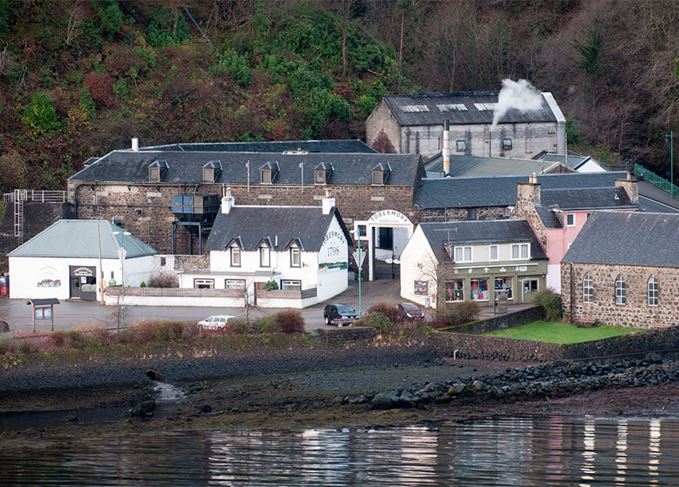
xmin=357 ymin=243 xmax=362 ymax=316
xmin=299 ymin=162 xmax=304 ymax=192
xmin=667 ymin=131 xmax=674 ymax=198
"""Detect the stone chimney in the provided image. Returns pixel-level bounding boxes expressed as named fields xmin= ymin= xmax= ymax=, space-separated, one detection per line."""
xmin=614 ymin=171 xmax=639 ymax=203
xmin=131 ymin=137 xmax=139 ymax=151
xmin=221 ymin=187 xmax=235 ymax=214
xmin=442 ymin=120 xmax=450 ymax=176
xmin=516 ymin=173 xmax=541 ymax=208
xmin=322 ymin=189 xmax=335 ymax=215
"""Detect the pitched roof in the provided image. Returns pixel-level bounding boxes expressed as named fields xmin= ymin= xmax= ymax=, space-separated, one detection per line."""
xmin=424 ymin=153 xmax=564 ymax=178
xmin=541 ymin=187 xmax=635 ymax=210
xmin=382 ymin=91 xmax=561 ymax=126
xmin=415 ymin=171 xmax=628 ymax=209
xmin=8 ymin=220 xmax=156 ymax=259
xmin=563 ymin=212 xmax=679 ymax=268
xmin=205 ymin=207 xmax=351 ymax=252
xmin=537 ymin=152 xmax=597 ymax=171
xmin=535 ymin=206 xmax=562 ymax=228
xmin=70 ymin=151 xmax=420 ymax=186
xmin=419 ymin=219 xmax=548 ymax=262
xmin=139 ymin=139 xmax=376 ymax=153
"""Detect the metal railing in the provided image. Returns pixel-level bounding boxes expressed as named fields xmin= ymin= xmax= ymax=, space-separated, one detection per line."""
xmin=633 ymin=163 xmax=679 ymax=199
xmin=3 ymin=189 xmax=66 ymax=203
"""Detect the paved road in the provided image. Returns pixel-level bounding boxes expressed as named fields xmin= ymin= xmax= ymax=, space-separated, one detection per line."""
xmin=0 ymin=280 xmax=403 ymax=334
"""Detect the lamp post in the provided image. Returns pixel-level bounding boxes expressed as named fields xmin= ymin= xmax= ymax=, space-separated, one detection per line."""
xmin=97 ymin=220 xmax=104 ymax=305
xmin=667 ymin=131 xmax=674 ymax=198
xmin=113 ymin=229 xmax=131 ymax=331
xmin=357 ymin=243 xmax=362 ymax=317
xmin=299 ymin=162 xmax=304 ymax=192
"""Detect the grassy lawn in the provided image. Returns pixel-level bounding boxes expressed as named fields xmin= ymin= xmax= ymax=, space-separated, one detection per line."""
xmin=485 ymin=320 xmax=641 ymax=345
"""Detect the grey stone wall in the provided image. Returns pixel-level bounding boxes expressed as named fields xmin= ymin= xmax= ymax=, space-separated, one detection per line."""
xmin=174 ymin=255 xmax=210 ymax=272
xmin=562 ymin=262 xmax=679 ymax=328
xmin=457 ymin=306 xmax=545 ymax=334
xmin=366 ymin=100 xmax=401 ymax=151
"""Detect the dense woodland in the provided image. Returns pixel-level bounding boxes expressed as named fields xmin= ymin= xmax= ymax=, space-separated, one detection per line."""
xmin=0 ymin=0 xmax=678 ymax=193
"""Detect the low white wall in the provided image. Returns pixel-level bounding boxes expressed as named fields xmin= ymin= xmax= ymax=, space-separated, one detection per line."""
xmin=104 ymin=294 xmax=245 ymax=307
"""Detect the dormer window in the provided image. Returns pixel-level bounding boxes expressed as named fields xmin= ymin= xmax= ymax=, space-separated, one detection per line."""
xmin=314 ymin=162 xmax=334 ymax=185
xmin=202 ymin=160 xmax=222 ymax=183
xmin=290 ymin=242 xmax=301 ymax=267
xmin=260 ymin=162 xmax=279 ymax=185
xmin=371 ymin=162 xmax=392 ymax=186
xmin=148 ymin=160 xmax=169 ymax=182
xmin=230 ymin=242 xmax=241 ymax=267
xmin=259 ymin=241 xmax=271 ymax=267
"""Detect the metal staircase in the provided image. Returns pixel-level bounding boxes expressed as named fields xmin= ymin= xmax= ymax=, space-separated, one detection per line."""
xmin=13 ymin=189 xmax=26 ymax=245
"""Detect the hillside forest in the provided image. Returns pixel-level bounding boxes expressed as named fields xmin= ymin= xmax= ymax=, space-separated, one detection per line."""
xmin=0 ymin=0 xmax=678 ymax=193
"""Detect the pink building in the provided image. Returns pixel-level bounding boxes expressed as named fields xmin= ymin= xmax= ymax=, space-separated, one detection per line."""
xmin=513 ymin=174 xmax=639 ymax=291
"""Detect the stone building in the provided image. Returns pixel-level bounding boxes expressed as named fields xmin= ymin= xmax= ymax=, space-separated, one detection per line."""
xmin=561 ymin=212 xmax=679 ymax=328
xmin=366 ymin=91 xmax=566 ymax=158
xmin=400 ymin=219 xmax=548 ymax=310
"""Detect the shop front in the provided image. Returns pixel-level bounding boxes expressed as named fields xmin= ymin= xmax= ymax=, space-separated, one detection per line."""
xmin=69 ymin=265 xmax=97 ymax=300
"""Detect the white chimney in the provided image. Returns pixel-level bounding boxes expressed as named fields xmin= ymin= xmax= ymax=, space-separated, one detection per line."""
xmin=442 ymin=120 xmax=450 ymax=176
xmin=131 ymin=137 xmax=139 ymax=151
xmin=322 ymin=189 xmax=335 ymax=215
xmin=221 ymin=187 xmax=235 ymax=214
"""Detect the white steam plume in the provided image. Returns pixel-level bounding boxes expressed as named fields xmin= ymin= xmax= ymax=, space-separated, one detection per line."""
xmin=491 ymin=79 xmax=543 ymax=130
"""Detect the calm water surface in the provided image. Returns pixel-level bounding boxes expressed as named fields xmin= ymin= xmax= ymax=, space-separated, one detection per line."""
xmin=1 ymin=415 xmax=678 ymax=486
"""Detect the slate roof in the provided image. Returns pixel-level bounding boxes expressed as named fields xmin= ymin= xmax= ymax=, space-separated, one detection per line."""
xmin=8 ymin=220 xmax=157 ymax=259
xmin=424 ymin=153 xmax=563 ymax=178
xmin=140 ymin=139 xmax=376 ymax=153
xmin=541 ymin=187 xmax=635 ymax=210
xmin=415 ymin=172 xmax=628 ymax=209
xmin=535 ymin=206 xmax=562 ymax=228
xmin=70 ymin=151 xmax=420 ymax=186
xmin=536 ymin=152 xmax=594 ymax=171
xmin=563 ymin=212 xmax=679 ymax=268
xmin=638 ymin=196 xmax=679 ymax=214
xmin=382 ymin=91 xmax=560 ymax=126
xmin=205 ymin=206 xmax=352 ymax=252
xmin=420 ymin=219 xmax=548 ymax=262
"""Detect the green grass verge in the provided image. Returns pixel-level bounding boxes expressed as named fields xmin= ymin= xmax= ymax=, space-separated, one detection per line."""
xmin=485 ymin=320 xmax=641 ymax=345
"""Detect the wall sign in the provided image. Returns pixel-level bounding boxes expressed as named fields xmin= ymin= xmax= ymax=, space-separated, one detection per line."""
xmin=72 ymin=267 xmax=95 ymax=277
xmin=320 ymin=225 xmax=348 ymax=269
xmin=367 ymin=209 xmax=411 ymax=225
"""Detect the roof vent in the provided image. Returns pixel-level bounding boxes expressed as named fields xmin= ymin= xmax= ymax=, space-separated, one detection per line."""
xmin=371 ymin=162 xmax=392 ymax=186
xmin=148 ymin=160 xmax=169 ymax=182
xmin=202 ymin=160 xmax=222 ymax=183
xmin=260 ymin=161 xmax=280 ymax=185
xmin=283 ymin=149 xmax=309 ymax=155
xmin=314 ymin=162 xmax=334 ymax=185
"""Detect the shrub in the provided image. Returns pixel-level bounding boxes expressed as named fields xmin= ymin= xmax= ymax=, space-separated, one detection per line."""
xmin=367 ymin=303 xmax=401 ymax=323
xmin=433 ymin=301 xmax=480 ymax=329
xmin=120 ymin=320 xmax=189 ymax=344
xmin=365 ymin=313 xmax=393 ymax=334
xmin=21 ymin=92 xmax=61 ymax=135
xmin=93 ymin=0 xmax=123 ymax=38
xmin=84 ymin=72 xmax=117 ymax=108
xmin=276 ymin=309 xmax=305 ymax=334
xmin=146 ymin=7 xmax=191 ymax=48
xmin=210 ymin=49 xmax=251 ymax=87
xmin=254 ymin=316 xmax=278 ymax=334
xmin=532 ymin=289 xmax=563 ymax=321
xmin=147 ymin=270 xmax=179 ymax=288
xmin=263 ymin=280 xmax=278 ymax=291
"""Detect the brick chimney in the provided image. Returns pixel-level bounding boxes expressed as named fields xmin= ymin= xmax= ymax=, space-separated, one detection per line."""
xmin=614 ymin=171 xmax=639 ymax=204
xmin=516 ymin=173 xmax=541 ymax=208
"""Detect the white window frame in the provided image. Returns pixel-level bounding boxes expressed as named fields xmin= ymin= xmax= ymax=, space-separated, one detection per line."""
xmin=502 ymin=138 xmax=513 ymax=151
xmin=647 ymin=276 xmax=658 ymax=306
xmin=194 ymin=278 xmax=215 ymax=289
xmin=444 ymin=279 xmax=465 ymax=303
xmin=583 ymin=273 xmax=593 ymax=304
xmin=260 ymin=244 xmax=271 ymax=268
xmin=615 ymin=274 xmax=627 ymax=305
xmin=489 ymin=245 xmax=499 ymax=261
xmin=290 ymin=246 xmax=301 ymax=268
xmin=454 ymin=246 xmax=472 ymax=263
xmin=230 ymin=245 xmax=241 ymax=267
xmin=225 ymin=279 xmax=246 ymax=290
xmin=566 ymin=214 xmax=576 ymax=227
xmin=281 ymin=279 xmax=302 ymax=291
xmin=455 ymin=140 xmax=467 ymax=152
xmin=511 ymin=243 xmax=530 ymax=260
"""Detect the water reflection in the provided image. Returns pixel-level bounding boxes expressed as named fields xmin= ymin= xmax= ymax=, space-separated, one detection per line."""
xmin=1 ymin=416 xmax=679 ymax=485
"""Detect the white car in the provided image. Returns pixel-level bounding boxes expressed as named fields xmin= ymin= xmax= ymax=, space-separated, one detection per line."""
xmin=197 ymin=315 xmax=236 ymax=330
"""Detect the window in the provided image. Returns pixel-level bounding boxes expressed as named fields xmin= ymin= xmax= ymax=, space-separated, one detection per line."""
xmin=437 ymin=103 xmax=467 ymax=112
xmin=648 ymin=276 xmax=658 ymax=306
xmin=454 ymin=246 xmax=472 ymax=262
xmin=511 ymin=243 xmax=529 ymax=260
xmin=194 ymin=279 xmax=215 ymax=289
xmin=260 ymin=244 xmax=270 ymax=268
xmin=502 ymin=138 xmax=513 ymax=151
xmin=474 ymin=103 xmax=498 ymax=111
xmin=414 ymin=280 xmax=428 ymax=296
xmin=372 ymin=169 xmax=384 ymax=185
xmin=467 ymin=209 xmax=477 ymax=220
xmin=522 ymin=279 xmax=539 ymax=297
xmin=503 ymin=207 xmax=512 ymax=218
xmin=489 ymin=245 xmax=499 ymax=261
xmin=290 ymin=246 xmax=301 ymax=267
xmin=281 ymin=280 xmax=301 ymax=291
xmin=160 ymin=257 xmax=166 ymax=267
xmin=471 ymin=278 xmax=489 ymax=301
xmin=456 ymin=140 xmax=467 ymax=152
xmin=494 ymin=277 xmax=513 ymax=300
xmin=615 ymin=274 xmax=627 ymax=305
xmin=566 ymin=214 xmax=576 ymax=227
xmin=314 ymin=169 xmax=327 ymax=185
xmin=401 ymin=104 xmax=429 ymax=112
xmin=357 ymin=225 xmax=367 ymax=237
xmin=225 ymin=279 xmax=245 ymax=290
xmin=583 ymin=273 xmax=593 ymax=303
xmin=445 ymin=280 xmax=464 ymax=302
xmin=230 ymin=245 xmax=241 ymax=267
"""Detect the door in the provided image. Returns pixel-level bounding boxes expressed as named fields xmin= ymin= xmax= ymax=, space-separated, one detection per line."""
xmin=69 ymin=266 xmax=97 ymax=300
xmin=521 ymin=278 xmax=539 ymax=302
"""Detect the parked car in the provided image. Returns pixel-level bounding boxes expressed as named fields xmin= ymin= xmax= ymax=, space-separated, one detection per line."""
xmin=197 ymin=315 xmax=236 ymax=330
xmin=398 ymin=303 xmax=425 ymax=322
xmin=323 ymin=304 xmax=358 ymax=327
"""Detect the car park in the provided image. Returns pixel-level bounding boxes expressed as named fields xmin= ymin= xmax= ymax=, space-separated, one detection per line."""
xmin=323 ymin=303 xmax=358 ymax=327
xmin=398 ymin=303 xmax=425 ymax=322
xmin=197 ymin=315 xmax=236 ymax=330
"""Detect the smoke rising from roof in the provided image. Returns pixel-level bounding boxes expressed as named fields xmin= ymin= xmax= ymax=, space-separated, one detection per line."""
xmin=491 ymin=79 xmax=543 ymax=129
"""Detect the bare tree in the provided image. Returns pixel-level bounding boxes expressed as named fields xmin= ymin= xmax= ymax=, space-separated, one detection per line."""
xmin=65 ymin=0 xmax=85 ymax=47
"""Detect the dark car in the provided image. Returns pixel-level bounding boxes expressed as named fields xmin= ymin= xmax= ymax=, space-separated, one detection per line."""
xmin=323 ymin=303 xmax=358 ymax=327
xmin=398 ymin=303 xmax=425 ymax=322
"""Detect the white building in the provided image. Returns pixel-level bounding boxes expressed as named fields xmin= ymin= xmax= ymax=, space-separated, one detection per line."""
xmin=178 ymin=191 xmax=352 ymax=308
xmin=8 ymin=220 xmax=157 ymax=301
xmin=400 ymin=220 xmax=548 ymax=310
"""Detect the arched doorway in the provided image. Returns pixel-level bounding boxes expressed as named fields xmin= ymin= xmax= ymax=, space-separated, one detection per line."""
xmin=354 ymin=210 xmax=414 ymax=281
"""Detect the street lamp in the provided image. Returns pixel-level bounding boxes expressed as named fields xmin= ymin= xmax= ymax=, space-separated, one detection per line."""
xmin=666 ymin=131 xmax=674 ymax=198
xmin=113 ymin=229 xmax=131 ymax=331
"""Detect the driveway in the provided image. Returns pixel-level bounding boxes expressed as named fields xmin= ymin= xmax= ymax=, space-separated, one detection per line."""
xmin=0 ymin=279 xmax=404 ymax=335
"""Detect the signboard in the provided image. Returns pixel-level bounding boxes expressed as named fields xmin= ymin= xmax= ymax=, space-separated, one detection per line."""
xmin=414 ymin=280 xmax=428 ymax=296
xmin=352 ymin=249 xmax=366 ymax=268
xmin=319 ymin=220 xmax=348 ymax=271
xmin=72 ymin=266 xmax=94 ymax=277
xmin=34 ymin=306 xmax=52 ymax=320
xmin=367 ymin=209 xmax=411 ymax=226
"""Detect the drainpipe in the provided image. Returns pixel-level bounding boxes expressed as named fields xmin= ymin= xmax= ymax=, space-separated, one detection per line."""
xmin=569 ymin=263 xmax=575 ymax=322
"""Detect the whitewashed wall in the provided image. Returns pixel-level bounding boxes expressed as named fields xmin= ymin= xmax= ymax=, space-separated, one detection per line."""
xmin=399 ymin=227 xmax=438 ymax=308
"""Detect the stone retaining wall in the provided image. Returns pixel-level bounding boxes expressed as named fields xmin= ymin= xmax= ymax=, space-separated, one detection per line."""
xmin=456 ymin=306 xmax=545 ymax=334
xmin=316 ymin=326 xmax=377 ymax=345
